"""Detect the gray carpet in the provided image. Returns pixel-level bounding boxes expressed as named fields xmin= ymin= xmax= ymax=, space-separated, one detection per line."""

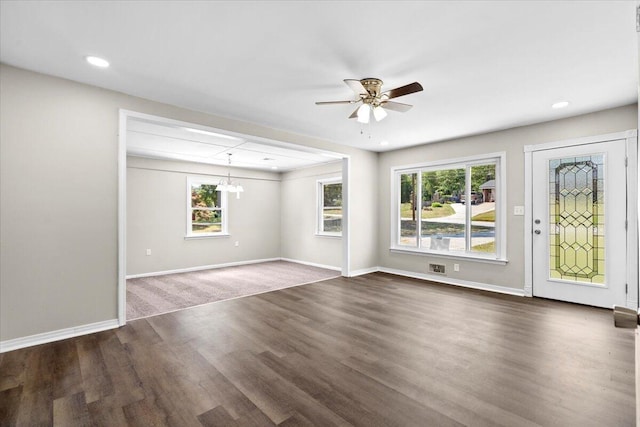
xmin=126 ymin=260 xmax=340 ymax=320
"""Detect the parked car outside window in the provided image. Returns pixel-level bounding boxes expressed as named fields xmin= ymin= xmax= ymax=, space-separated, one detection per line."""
xmin=461 ymin=192 xmax=483 ymax=205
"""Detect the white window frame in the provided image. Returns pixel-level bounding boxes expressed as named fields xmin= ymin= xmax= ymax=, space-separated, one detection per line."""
xmin=186 ymin=176 xmax=228 ymax=238
xmin=316 ymin=177 xmax=342 ymax=237
xmin=390 ymin=152 xmax=507 ymax=263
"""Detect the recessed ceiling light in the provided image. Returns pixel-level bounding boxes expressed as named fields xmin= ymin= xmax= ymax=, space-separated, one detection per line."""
xmin=551 ymin=101 xmax=569 ymax=109
xmin=85 ymin=56 xmax=110 ymax=68
xmin=380 ymin=140 xmax=389 ymax=146
xmin=271 ymin=166 xmax=278 ymax=170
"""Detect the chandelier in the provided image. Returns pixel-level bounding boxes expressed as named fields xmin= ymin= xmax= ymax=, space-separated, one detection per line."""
xmin=218 ymin=153 xmax=244 ymax=198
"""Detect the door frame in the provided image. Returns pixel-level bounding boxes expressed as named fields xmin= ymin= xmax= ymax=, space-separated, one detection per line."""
xmin=523 ymin=129 xmax=638 ymax=309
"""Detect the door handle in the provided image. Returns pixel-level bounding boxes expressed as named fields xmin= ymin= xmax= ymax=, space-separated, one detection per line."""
xmin=534 ymin=230 xmax=541 ymax=235
xmin=613 ymin=306 xmax=639 ymax=328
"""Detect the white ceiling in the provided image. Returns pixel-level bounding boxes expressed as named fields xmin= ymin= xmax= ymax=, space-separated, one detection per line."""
xmin=127 ymin=117 xmax=341 ymax=171
xmin=1 ymin=1 xmax=637 ymax=152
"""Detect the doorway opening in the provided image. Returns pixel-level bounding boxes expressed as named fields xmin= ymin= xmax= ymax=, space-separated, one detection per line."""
xmin=117 ymin=110 xmax=351 ymax=324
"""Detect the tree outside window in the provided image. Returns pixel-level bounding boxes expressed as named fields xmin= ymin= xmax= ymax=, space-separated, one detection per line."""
xmin=187 ymin=178 xmax=227 ymax=236
xmin=394 ymin=154 xmax=504 ymax=259
xmin=318 ymin=178 xmax=342 ymax=236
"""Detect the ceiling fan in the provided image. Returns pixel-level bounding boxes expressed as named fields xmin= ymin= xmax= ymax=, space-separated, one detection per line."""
xmin=316 ymin=78 xmax=423 ymax=124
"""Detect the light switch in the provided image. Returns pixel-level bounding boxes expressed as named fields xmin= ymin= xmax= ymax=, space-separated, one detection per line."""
xmin=513 ymin=206 xmax=524 ymax=216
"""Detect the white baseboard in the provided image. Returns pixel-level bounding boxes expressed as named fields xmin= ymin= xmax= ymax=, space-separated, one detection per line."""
xmin=348 ymin=266 xmax=380 ymax=277
xmin=377 ymin=266 xmax=526 ymax=297
xmin=126 ymin=257 xmax=282 ymax=279
xmin=280 ymin=258 xmax=342 ymax=272
xmin=0 ymin=319 xmax=119 ymax=353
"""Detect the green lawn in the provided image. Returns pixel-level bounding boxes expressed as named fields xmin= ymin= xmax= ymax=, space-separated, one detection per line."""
xmin=401 ymin=203 xmax=455 ymax=219
xmin=471 ymin=209 xmax=495 ymax=222
xmin=324 ymin=208 xmax=342 ymax=215
xmin=192 ymin=224 xmax=222 ymax=233
xmin=472 ymin=241 xmax=495 ymax=253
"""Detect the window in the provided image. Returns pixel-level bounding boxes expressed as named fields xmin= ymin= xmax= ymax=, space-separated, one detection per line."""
xmin=187 ymin=177 xmax=227 ymax=237
xmin=317 ymin=178 xmax=342 ymax=236
xmin=392 ymin=153 xmax=506 ymax=261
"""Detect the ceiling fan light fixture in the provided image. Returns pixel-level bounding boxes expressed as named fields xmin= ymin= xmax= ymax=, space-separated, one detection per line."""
xmin=373 ymin=106 xmax=387 ymax=122
xmin=357 ymin=104 xmax=371 ymax=124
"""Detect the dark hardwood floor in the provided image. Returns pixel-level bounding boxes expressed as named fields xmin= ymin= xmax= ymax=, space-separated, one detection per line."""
xmin=0 ymin=273 xmax=635 ymax=426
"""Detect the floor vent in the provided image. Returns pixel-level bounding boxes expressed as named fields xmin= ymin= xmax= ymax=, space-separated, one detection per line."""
xmin=429 ymin=263 xmax=446 ymax=274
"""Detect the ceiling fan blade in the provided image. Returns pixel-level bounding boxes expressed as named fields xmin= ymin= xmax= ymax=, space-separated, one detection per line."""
xmin=344 ymin=79 xmax=369 ymax=95
xmin=383 ymin=82 xmax=423 ymax=100
xmin=316 ymin=100 xmax=354 ymax=105
xmin=380 ymin=101 xmax=413 ymax=113
xmin=348 ymin=106 xmax=360 ymax=119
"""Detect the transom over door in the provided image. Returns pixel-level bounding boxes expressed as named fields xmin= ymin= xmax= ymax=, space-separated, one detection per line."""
xmin=531 ymin=139 xmax=627 ymax=308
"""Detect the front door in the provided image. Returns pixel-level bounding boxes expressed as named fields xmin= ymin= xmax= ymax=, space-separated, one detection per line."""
xmin=532 ymin=139 xmax=627 ymax=308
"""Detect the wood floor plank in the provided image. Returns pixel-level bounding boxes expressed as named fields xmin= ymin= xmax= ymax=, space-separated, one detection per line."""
xmin=234 ymin=407 xmax=278 ymax=427
xmin=0 ymin=385 xmax=22 ymax=425
xmin=53 ymin=391 xmax=90 ymax=427
xmin=87 ymin=404 xmax=128 ymax=426
xmin=76 ymin=334 xmax=115 ymax=404
xmin=197 ymin=405 xmax=238 ymax=427
xmin=0 ymin=348 xmax=31 ymax=392
xmin=52 ymin=339 xmax=84 ymax=400
xmin=13 ymin=344 xmax=56 ymax=425
xmin=121 ymin=397 xmax=171 ymax=426
xmin=0 ymin=272 xmax=635 ymax=426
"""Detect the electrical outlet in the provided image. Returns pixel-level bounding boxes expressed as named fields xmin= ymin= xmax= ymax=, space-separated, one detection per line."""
xmin=234 ymin=241 xmax=240 ymax=247
xmin=146 ymin=249 xmax=151 ymax=256
xmin=454 ymin=264 xmax=460 ymax=272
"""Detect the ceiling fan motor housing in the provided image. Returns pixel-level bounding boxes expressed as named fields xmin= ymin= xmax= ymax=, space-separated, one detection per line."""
xmin=360 ymin=78 xmax=383 ymax=97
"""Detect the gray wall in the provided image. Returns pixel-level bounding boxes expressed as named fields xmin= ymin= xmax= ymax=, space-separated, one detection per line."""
xmin=0 ymin=64 xmax=379 ymax=342
xmin=127 ymin=156 xmax=281 ymax=275
xmin=280 ymin=162 xmax=342 ymax=268
xmin=377 ymin=104 xmax=638 ymax=290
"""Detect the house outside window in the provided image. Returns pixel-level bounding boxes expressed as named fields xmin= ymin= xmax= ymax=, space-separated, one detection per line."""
xmin=392 ymin=152 xmax=506 ymax=261
xmin=317 ymin=177 xmax=342 ymax=236
xmin=187 ymin=177 xmax=228 ymax=237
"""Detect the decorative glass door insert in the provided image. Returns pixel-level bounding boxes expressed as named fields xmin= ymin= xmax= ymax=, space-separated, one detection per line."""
xmin=531 ymin=136 xmax=628 ymax=308
xmin=548 ymin=155 xmax=604 ymax=285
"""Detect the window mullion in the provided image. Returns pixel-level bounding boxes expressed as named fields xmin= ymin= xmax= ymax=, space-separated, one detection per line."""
xmin=397 ymin=172 xmax=402 ymax=246
xmin=465 ymin=165 xmax=471 ymax=252
xmin=319 ymin=182 xmax=324 ymax=232
xmin=416 ymin=171 xmax=422 ymax=248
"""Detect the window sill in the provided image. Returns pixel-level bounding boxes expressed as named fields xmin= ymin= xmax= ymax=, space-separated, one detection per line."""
xmin=315 ymin=233 xmax=342 ymax=239
xmin=185 ymin=234 xmax=230 ymax=240
xmin=389 ymin=247 xmax=508 ymax=265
